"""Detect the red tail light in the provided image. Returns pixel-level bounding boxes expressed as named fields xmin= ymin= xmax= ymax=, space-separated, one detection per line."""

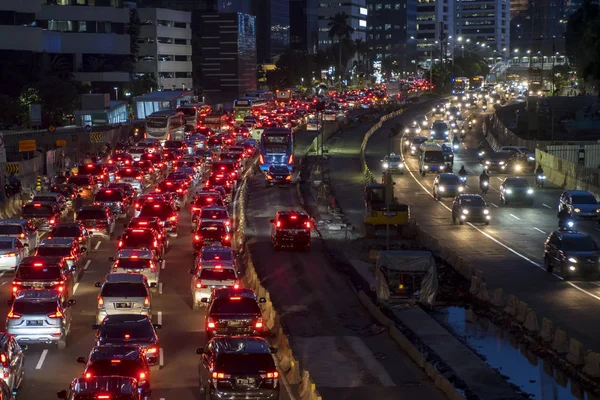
xmin=194 ymin=234 xmax=200 ymax=241
xmin=276 ymin=221 xmax=281 ymax=228
xmin=212 ymin=371 xmax=224 ymax=379
xmin=305 ymin=221 xmax=311 ymax=229
xmin=7 ymin=311 xmax=21 ymax=319
xmin=139 ymin=372 xmax=146 ymax=381
xmin=207 ymin=318 xmax=215 ymax=329
xmin=118 ymin=241 xmax=123 ymax=247
xmin=224 ymin=235 xmax=230 ymax=241
xmin=196 ymin=282 xmax=202 ymax=288
xmin=255 ymin=320 xmax=263 ymax=329
xmin=170 ymin=216 xmax=177 ymax=221
xmin=98 ymin=296 xmax=104 ymax=307
xmin=48 ymin=310 xmax=63 ymax=318
xmin=144 ymin=297 xmax=150 ymax=306
xmin=147 ymin=346 xmax=158 ymax=354
xmin=286 ymin=175 xmax=291 ymax=180
xmin=233 ymin=282 xmax=240 ymax=289
xmin=49 ymin=219 xmax=55 ymax=224
xmin=5 ymin=253 xmax=15 ymax=257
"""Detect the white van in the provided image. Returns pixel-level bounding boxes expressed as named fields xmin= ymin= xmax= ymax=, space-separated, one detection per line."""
xmin=419 ymin=143 xmax=446 ymax=176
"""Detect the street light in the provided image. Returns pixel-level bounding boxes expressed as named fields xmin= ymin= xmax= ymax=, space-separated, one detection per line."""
xmin=113 ymin=87 xmax=118 ymax=100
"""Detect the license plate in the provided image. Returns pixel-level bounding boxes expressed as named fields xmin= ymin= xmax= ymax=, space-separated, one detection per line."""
xmin=228 ymin=321 xmax=243 ymax=327
xmin=127 ymin=270 xmax=142 ymax=274
xmin=30 ymin=283 xmax=45 ymax=288
xmin=382 ymin=212 xmax=397 ymax=216
xmin=236 ymin=378 xmax=255 ymax=386
xmin=115 ymin=303 xmax=132 ymax=309
xmin=26 ymin=320 xmax=43 ymax=326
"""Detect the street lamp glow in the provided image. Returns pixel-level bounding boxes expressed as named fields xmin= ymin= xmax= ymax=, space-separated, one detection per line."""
xmin=514 ymin=48 xmax=519 ymax=53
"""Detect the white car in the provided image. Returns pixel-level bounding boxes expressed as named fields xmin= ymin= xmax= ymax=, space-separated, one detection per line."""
xmin=306 ymin=119 xmax=321 ymax=131
xmin=0 ymin=237 xmax=27 ymax=271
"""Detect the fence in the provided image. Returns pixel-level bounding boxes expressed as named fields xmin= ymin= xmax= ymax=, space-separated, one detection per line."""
xmin=536 ymin=149 xmax=600 ymax=198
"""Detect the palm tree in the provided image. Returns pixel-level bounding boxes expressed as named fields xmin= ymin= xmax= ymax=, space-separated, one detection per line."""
xmin=354 ymin=38 xmax=369 ymax=74
xmin=328 ymin=12 xmax=354 ymax=80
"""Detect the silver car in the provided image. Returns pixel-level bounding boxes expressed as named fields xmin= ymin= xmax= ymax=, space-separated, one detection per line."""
xmin=0 ymin=219 xmax=39 ymax=251
xmin=0 ymin=332 xmax=25 ymax=394
xmin=6 ymin=289 xmax=75 ymax=350
xmin=95 ymin=273 xmax=152 ymax=324
xmin=189 ymin=264 xmax=240 ymax=309
xmin=31 ymin=192 xmax=69 ymax=213
xmin=109 ymin=249 xmax=161 ymax=288
xmin=0 ymin=237 xmax=28 ymax=272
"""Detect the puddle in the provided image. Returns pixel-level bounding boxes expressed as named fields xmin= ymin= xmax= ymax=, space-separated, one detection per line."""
xmin=431 ymin=306 xmax=594 ymax=400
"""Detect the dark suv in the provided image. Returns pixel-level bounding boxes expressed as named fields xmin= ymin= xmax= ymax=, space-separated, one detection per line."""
xmin=76 ymin=205 xmax=115 ymax=238
xmin=270 ymin=210 xmax=311 ymax=251
xmin=544 ymin=230 xmax=600 ymax=280
xmin=197 ymin=336 xmax=279 ymax=400
xmin=201 ymin=288 xmax=266 ymax=339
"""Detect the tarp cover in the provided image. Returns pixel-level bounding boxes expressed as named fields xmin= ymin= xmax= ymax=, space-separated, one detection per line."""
xmin=375 ymin=250 xmax=438 ymax=305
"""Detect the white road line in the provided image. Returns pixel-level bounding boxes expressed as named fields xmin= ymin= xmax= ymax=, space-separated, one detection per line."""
xmin=533 ymin=227 xmax=546 ymax=234
xmin=73 ymin=283 xmax=79 ymax=294
xmin=94 ymin=241 xmax=102 ymax=250
xmin=496 ymin=177 xmax=503 ymax=182
xmin=0 ymin=272 xmax=5 ymax=279
xmin=158 ymin=282 xmax=163 ymax=295
xmin=161 ymin=260 xmax=166 ymax=270
xmin=84 ymin=260 xmax=91 ymax=270
xmin=509 ymin=213 xmax=520 ymax=220
xmin=159 ymin=348 xmax=164 ymax=367
xmin=543 ymin=203 xmax=552 ymax=209
xmin=157 ymin=311 xmax=162 ymax=325
xmin=490 ymin=202 xmax=499 ymax=208
xmin=35 ymin=349 xmax=48 ymax=370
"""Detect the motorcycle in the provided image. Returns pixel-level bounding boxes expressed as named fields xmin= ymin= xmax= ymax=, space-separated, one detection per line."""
xmin=536 ymin=174 xmax=545 ymax=188
xmin=478 ymin=149 xmax=486 ymax=161
xmin=459 ymin=175 xmax=467 ymax=185
xmin=4 ymin=183 xmax=21 ymax=198
xmin=460 ymin=129 xmax=466 ymax=139
xmin=480 ymin=180 xmax=489 ymax=194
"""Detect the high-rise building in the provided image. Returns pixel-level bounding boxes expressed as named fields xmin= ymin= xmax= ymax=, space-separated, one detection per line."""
xmin=455 ymin=0 xmax=509 ymax=57
xmin=252 ymin=0 xmax=290 ymax=63
xmin=0 ymin=0 xmax=131 ymax=89
xmin=415 ymin=0 xmax=455 ymax=64
xmin=290 ymin=0 xmax=318 ymax=52
xmin=317 ymin=0 xmax=367 ymax=48
xmin=366 ymin=0 xmax=417 ymax=70
xmin=136 ymin=8 xmax=193 ymax=91
xmin=510 ymin=0 xmax=567 ymax=54
xmin=200 ymin=12 xmax=257 ymax=105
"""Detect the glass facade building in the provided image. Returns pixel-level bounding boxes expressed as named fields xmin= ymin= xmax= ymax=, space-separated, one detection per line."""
xmin=252 ymin=0 xmax=290 ymax=63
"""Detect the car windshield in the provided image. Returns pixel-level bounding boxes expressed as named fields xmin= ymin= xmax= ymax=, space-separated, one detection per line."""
xmin=216 ymin=353 xmax=274 ymax=374
xmin=77 ymin=210 xmax=107 ymax=220
xmin=0 ymin=225 xmax=23 ymax=235
xmin=461 ymin=197 xmax=486 ymax=206
xmin=95 ymin=191 xmax=124 ymax=202
xmin=199 ymin=268 xmax=236 ymax=280
xmin=101 ymin=322 xmax=154 ymax=340
xmin=202 ymin=250 xmax=232 ymax=261
xmin=36 ymin=246 xmax=71 ymax=257
xmin=210 ymin=298 xmax=260 ymax=314
xmin=22 ymin=205 xmax=53 ymax=217
xmin=116 ymin=259 xmax=152 ymax=269
xmin=101 ymin=283 xmax=147 ymax=297
xmin=563 ymin=237 xmax=597 ymax=252
xmin=13 ymin=301 xmax=57 ymax=315
xmin=16 ymin=266 xmax=61 ymax=280
xmin=571 ymin=195 xmax=597 ymax=205
xmin=440 ymin=176 xmax=460 ymax=185
xmin=424 ymin=152 xmax=444 ymax=163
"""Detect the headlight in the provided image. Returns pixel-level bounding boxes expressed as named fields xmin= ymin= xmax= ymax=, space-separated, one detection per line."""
xmin=458 ymin=186 xmax=464 ymax=192
xmin=515 ymin=164 xmax=522 ymax=171
xmin=485 ymin=161 xmax=490 ymax=165
xmin=527 ymin=188 xmax=534 ymax=195
xmin=411 ymin=145 xmax=416 ymax=150
xmin=405 ymin=139 xmax=410 ymax=144
xmin=424 ymin=165 xmax=429 ymax=170
xmin=462 ymin=209 xmax=469 ymax=214
xmin=383 ymin=163 xmax=389 ymax=169
xmin=505 ymin=189 xmax=513 ymax=194
xmin=568 ymin=257 xmax=578 ymax=263
xmin=440 ymin=165 xmax=445 ymax=170
xmin=439 ymin=186 xmax=445 ymax=192
xmin=432 ymin=108 xmax=436 ymax=112
xmin=569 ymin=266 xmax=576 ymax=271
xmin=499 ymin=161 xmax=505 ymax=165
xmin=483 ymin=209 xmax=489 ymax=215
xmin=528 ymin=156 xmax=535 ymax=161
xmin=574 ymin=208 xmax=581 ymax=213
xmin=405 ymin=129 xmax=409 ymax=133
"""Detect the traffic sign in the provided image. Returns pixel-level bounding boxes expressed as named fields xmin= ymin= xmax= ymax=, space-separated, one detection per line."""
xmin=48 ymin=125 xmax=56 ymax=133
xmin=91 ymin=133 xmax=104 ymax=142
xmin=5 ymin=164 xmax=18 ymax=173
xmin=85 ymin=124 xmax=92 ymax=133
xmin=0 ymin=132 xmax=4 ymax=149
xmin=18 ymin=140 xmax=36 ymax=152
xmin=56 ymin=140 xmax=67 ymax=147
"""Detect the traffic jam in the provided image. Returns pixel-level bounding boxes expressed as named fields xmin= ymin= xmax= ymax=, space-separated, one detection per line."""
xmin=0 ymin=89 xmax=382 ymax=400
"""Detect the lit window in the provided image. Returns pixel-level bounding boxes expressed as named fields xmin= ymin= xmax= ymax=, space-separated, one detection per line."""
xmin=360 ymin=7 xmax=368 ymax=15
xmin=359 ymin=20 xmax=367 ymax=27
xmin=375 ymin=4 xmax=382 ymax=10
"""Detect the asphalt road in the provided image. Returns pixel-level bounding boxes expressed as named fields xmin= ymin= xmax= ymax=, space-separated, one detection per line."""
xmin=362 ymin=101 xmax=600 ymax=355
xmin=7 ymin=166 xmax=295 ymax=399
xmin=244 ymin=122 xmax=446 ymax=400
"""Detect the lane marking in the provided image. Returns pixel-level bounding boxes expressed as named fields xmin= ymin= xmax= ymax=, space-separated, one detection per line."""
xmin=94 ymin=241 xmax=102 ymax=250
xmin=496 ymin=177 xmax=503 ymax=182
xmin=509 ymin=213 xmax=520 ymax=220
xmin=157 ymin=311 xmax=162 ymax=325
xmin=35 ymin=349 xmax=48 ymax=369
xmin=158 ymin=282 xmax=163 ymax=295
xmin=543 ymin=203 xmax=552 ymax=209
xmin=161 ymin=260 xmax=166 ymax=270
xmin=533 ymin=227 xmax=546 ymax=234
xmin=490 ymin=203 xmax=499 ymax=208
xmin=84 ymin=260 xmax=91 ymax=270
xmin=73 ymin=283 xmax=79 ymax=295
xmin=0 ymin=272 xmax=5 ymax=279
xmin=159 ymin=348 xmax=164 ymax=367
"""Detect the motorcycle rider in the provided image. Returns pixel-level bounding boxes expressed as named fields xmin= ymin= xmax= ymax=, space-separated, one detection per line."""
xmin=458 ymin=165 xmax=468 ymax=183
xmin=445 ymin=162 xmax=453 ymax=173
xmin=452 ymin=136 xmax=460 ymax=148
xmin=535 ymin=165 xmax=544 ymax=185
xmin=557 ymin=205 xmax=571 ymax=228
xmin=479 ymin=170 xmax=490 ymax=193
xmin=8 ymin=173 xmax=20 ymax=187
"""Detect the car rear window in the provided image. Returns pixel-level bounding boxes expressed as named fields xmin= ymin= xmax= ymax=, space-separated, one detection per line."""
xmin=116 ymin=259 xmax=152 ymax=269
xmin=199 ymin=224 xmax=227 ymax=235
xmin=36 ymin=246 xmax=71 ymax=257
xmin=51 ymin=226 xmax=80 ymax=237
xmin=199 ymin=268 xmax=236 ymax=281
xmin=212 ymin=162 xmax=234 ymax=172
xmin=216 ymin=353 xmax=274 ymax=374
xmin=101 ymin=283 xmax=147 ymax=298
xmin=68 ymin=176 xmax=93 ymax=185
xmin=86 ymin=360 xmax=143 ymax=377
xmin=101 ymin=322 xmax=154 ymax=340
xmin=201 ymin=250 xmax=232 ymax=261
xmin=22 ymin=205 xmax=54 ymax=217
xmin=16 ymin=266 xmax=61 ymax=280
xmin=122 ymin=232 xmax=155 ymax=247
xmin=77 ymin=210 xmax=107 ymax=220
xmin=0 ymin=241 xmax=12 ymax=250
xmin=210 ymin=298 xmax=260 ymax=314
xmin=118 ymin=169 xmax=141 ymax=178
xmin=201 ymin=209 xmax=228 ymax=220
xmin=0 ymin=225 xmax=23 ymax=235
xmin=277 ymin=215 xmax=309 ymax=229
xmin=95 ymin=190 xmax=125 ymax=202
xmin=139 ymin=204 xmax=174 ymax=219
xmin=33 ymin=196 xmax=58 ymax=203
xmin=13 ymin=301 xmax=57 ymax=315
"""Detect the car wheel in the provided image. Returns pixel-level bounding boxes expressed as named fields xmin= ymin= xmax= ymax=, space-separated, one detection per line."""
xmin=57 ymin=338 xmax=66 ymax=350
xmin=452 ymin=216 xmax=456 ymax=224
xmin=562 ymin=265 xmax=571 ymax=281
xmin=459 ymin=219 xmax=464 ymax=225
xmin=485 ymin=220 xmax=490 ymax=225
xmin=545 ymin=256 xmax=552 ymax=273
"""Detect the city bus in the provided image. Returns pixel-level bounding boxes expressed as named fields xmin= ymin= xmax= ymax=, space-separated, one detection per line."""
xmin=470 ymin=76 xmax=485 ymax=89
xmin=145 ymin=110 xmax=185 ymax=142
xmin=259 ymin=128 xmax=294 ymax=172
xmin=244 ymin=90 xmax=274 ymax=102
xmin=177 ymin=103 xmax=211 ymax=131
xmin=203 ymin=113 xmax=229 ymax=133
xmin=451 ymin=77 xmax=469 ymax=94
xmin=275 ymin=89 xmax=292 ymax=106
xmin=233 ymin=98 xmax=268 ymax=123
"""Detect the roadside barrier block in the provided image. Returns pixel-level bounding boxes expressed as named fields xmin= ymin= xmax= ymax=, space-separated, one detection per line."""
xmin=286 ymin=357 xmax=302 ymax=384
xmin=516 ymin=301 xmax=528 ymax=323
xmin=477 ymin=282 xmax=490 ymax=302
xmin=504 ymin=295 xmax=518 ymax=316
xmin=469 ymin=276 xmax=480 ymax=295
xmin=492 ymin=288 xmax=504 ymax=308
xmin=583 ymin=351 xmax=600 ymax=378
xmin=552 ymin=329 xmax=568 ymax=354
xmin=278 ymin=348 xmax=292 ymax=373
xmin=566 ymin=338 xmax=585 ymax=366
xmin=540 ymin=318 xmax=554 ymax=342
xmin=524 ymin=310 xmax=540 ymax=333
xmin=474 ymin=269 xmax=484 ymax=279
xmin=299 ymin=370 xmax=311 ymax=397
xmin=389 ymin=326 xmax=425 ymax=367
xmin=358 ymin=290 xmax=391 ymax=328
xmin=273 ymin=327 xmax=285 ymax=349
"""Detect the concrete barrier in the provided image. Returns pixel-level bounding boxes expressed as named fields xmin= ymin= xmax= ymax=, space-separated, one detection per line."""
xmin=504 ymin=295 xmax=518 ymax=316
xmin=552 ymin=328 xmax=568 ymax=354
xmin=492 ymin=288 xmax=504 ymax=308
xmin=540 ymin=318 xmax=554 ymax=342
xmin=566 ymin=338 xmax=585 ymax=366
xmin=286 ymin=357 xmax=302 ymax=384
xmin=477 ymin=282 xmax=490 ymax=302
xmin=516 ymin=301 xmax=529 ymax=323
xmin=583 ymin=351 xmax=600 ymax=378
xmin=357 ymin=290 xmax=392 ymax=328
xmin=298 ymin=370 xmax=311 ymax=398
xmin=469 ymin=276 xmax=481 ymax=295
xmin=524 ymin=310 xmax=540 ymax=333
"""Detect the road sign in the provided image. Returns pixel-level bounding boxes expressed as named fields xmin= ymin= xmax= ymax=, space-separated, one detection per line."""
xmin=5 ymin=164 xmax=18 ymax=174
xmin=85 ymin=124 xmax=92 ymax=133
xmin=56 ymin=140 xmax=67 ymax=147
xmin=91 ymin=112 xmax=107 ymax=125
xmin=18 ymin=140 xmax=36 ymax=152
xmin=48 ymin=125 xmax=56 ymax=133
xmin=91 ymin=133 xmax=104 ymax=142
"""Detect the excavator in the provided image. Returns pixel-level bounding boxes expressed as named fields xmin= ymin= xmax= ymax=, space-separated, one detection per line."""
xmin=364 ymin=174 xmax=409 ymax=238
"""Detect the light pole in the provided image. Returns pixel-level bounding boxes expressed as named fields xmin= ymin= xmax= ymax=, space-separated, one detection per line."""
xmin=113 ymin=87 xmax=119 ymax=100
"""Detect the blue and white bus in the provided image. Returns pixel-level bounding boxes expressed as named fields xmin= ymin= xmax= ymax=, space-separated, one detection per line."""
xmin=145 ymin=110 xmax=185 ymax=142
xmin=259 ymin=128 xmax=294 ymax=172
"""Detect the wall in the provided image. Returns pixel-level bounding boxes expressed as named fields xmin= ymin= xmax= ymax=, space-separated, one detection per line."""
xmin=536 ymin=149 xmax=600 ymax=199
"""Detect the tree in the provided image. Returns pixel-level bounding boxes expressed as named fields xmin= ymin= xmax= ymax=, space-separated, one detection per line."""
xmin=452 ymin=56 xmax=489 ymax=78
xmin=551 ymin=65 xmax=572 ymax=95
xmin=18 ymin=87 xmax=41 ymax=127
xmin=327 ymin=12 xmax=355 ymax=80
xmin=354 ymin=38 xmax=369 ymax=74
xmin=35 ymin=76 xmax=80 ymax=126
xmin=125 ymin=8 xmax=141 ymax=74
xmin=565 ymin=0 xmax=599 ymax=72
xmin=126 ymin=73 xmax=158 ymax=97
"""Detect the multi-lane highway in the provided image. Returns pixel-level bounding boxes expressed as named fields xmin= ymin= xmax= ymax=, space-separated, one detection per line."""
xmin=7 ymin=162 xmax=295 ymax=399
xmin=244 ymin=122 xmax=447 ymax=400
xmin=362 ymin=100 xmax=600 ymax=355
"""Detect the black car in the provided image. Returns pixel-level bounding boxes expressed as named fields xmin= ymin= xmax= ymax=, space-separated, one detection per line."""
xmin=197 ymin=336 xmax=280 ymax=400
xmin=544 ymin=230 xmax=600 ymax=280
xmin=201 ymin=288 xmax=266 ymax=339
xmin=499 ymin=177 xmax=534 ymax=206
xmin=265 ymin=165 xmax=292 ymax=187
xmin=93 ymin=314 xmax=161 ymax=366
xmin=451 ymin=194 xmax=491 ymax=225
xmin=270 ymin=210 xmax=311 ymax=251
xmin=57 ymin=376 xmax=148 ymax=400
xmin=483 ymin=151 xmax=516 ymax=173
